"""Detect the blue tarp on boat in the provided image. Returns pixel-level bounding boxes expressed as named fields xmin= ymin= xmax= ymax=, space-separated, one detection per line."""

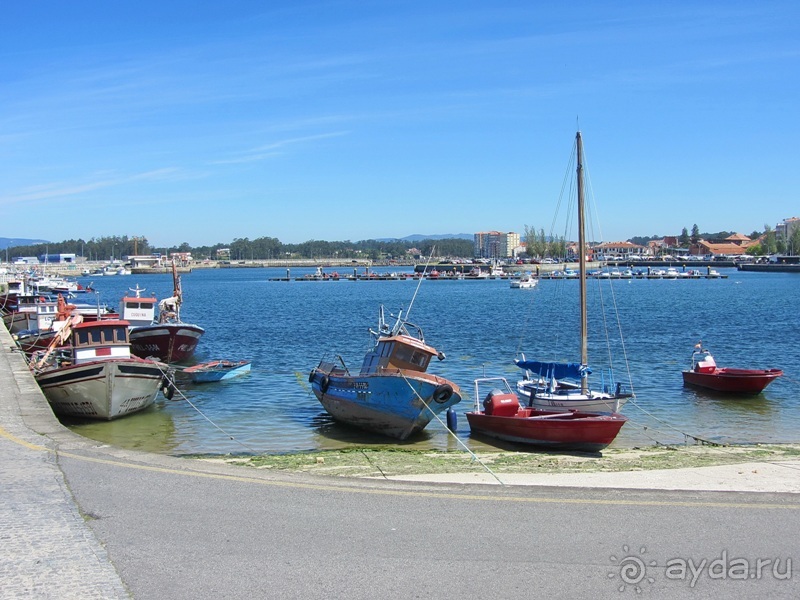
xmin=514 ymin=360 xmax=591 ymax=380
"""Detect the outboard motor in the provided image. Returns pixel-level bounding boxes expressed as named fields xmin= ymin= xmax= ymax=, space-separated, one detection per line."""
xmin=483 ymin=389 xmax=520 ymax=416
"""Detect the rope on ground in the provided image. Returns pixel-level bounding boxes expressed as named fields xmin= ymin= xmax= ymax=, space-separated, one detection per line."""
xmin=400 ymin=372 xmax=506 ymax=486
xmin=156 ymin=363 xmax=261 ymax=454
xmin=359 ymin=449 xmax=389 ymax=480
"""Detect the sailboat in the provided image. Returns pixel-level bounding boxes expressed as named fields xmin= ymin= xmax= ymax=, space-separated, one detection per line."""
xmin=516 ymin=131 xmax=632 ymax=413
xmin=466 ymin=130 xmax=628 ymax=450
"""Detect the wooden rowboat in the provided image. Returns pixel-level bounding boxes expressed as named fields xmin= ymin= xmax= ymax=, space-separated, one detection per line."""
xmin=182 ymin=360 xmax=251 ymax=383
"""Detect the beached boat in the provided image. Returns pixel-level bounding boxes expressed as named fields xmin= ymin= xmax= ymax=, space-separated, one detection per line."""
xmin=308 ymin=305 xmax=462 ymax=440
xmin=121 ymin=263 xmax=204 ymax=363
xmin=182 ymin=360 xmax=251 ymax=383
xmin=466 ymin=377 xmax=627 ymax=451
xmin=682 ymin=344 xmax=783 ymax=394
xmin=29 ymin=318 xmax=172 ymax=420
xmin=513 ymin=130 xmax=633 ymax=414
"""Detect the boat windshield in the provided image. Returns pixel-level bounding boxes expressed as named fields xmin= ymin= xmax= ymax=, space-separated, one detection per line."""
xmin=392 ymin=343 xmax=430 ymax=369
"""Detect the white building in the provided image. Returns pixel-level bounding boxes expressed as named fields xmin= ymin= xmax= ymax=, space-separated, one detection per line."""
xmin=474 ymin=231 xmax=520 ymax=259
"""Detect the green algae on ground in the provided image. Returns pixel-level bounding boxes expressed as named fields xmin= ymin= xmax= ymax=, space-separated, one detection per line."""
xmin=197 ymin=443 xmax=800 ymax=479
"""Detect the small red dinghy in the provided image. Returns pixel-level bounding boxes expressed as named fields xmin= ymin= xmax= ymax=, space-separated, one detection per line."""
xmin=465 ymin=377 xmax=627 ymax=452
xmin=682 ymin=343 xmax=783 ymax=394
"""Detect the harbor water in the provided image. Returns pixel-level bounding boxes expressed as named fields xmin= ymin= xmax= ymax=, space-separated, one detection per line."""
xmin=63 ymin=267 xmax=800 ymax=455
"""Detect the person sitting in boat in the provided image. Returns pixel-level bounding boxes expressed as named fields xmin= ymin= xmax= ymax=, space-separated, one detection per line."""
xmin=158 ymin=295 xmax=180 ymax=322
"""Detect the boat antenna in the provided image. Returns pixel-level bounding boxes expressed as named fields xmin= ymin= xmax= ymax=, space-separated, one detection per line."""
xmin=404 ymin=245 xmax=435 ymax=324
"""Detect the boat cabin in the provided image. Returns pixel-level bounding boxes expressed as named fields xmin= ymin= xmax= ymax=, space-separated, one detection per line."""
xmin=70 ymin=320 xmax=133 ymax=364
xmin=359 ymin=335 xmax=437 ymax=375
xmin=119 ymin=288 xmax=157 ymax=328
xmin=5 ymin=279 xmax=29 ymax=297
xmin=33 ymin=300 xmax=60 ymax=331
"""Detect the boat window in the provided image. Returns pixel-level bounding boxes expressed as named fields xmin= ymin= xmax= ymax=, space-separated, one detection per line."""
xmin=380 ymin=342 xmax=393 ymax=357
xmin=74 ymin=330 xmax=89 ymax=346
xmin=126 ymin=302 xmax=140 ymax=309
xmin=392 ymin=344 xmax=429 ymax=368
xmin=84 ymin=329 xmax=101 ymax=345
xmin=113 ymin=326 xmax=127 ymax=342
xmin=411 ymin=351 xmax=429 ymax=368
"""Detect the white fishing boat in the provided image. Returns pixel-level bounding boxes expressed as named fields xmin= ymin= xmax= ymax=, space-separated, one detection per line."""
xmin=30 ymin=318 xmax=173 ymax=420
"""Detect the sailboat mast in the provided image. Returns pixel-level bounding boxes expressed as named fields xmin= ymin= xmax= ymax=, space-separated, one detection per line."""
xmin=576 ymin=131 xmax=589 ymax=393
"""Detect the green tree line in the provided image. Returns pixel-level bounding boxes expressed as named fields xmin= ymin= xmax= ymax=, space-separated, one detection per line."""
xmin=4 ymin=235 xmax=476 ymax=261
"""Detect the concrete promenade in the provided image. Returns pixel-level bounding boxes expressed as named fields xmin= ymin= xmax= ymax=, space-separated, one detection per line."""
xmin=0 ymin=326 xmax=129 ymax=598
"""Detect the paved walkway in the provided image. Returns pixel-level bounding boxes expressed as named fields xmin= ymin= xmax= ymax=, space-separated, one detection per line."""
xmin=2 ymin=322 xmax=798 ymax=598
xmin=0 ymin=326 xmax=129 ymax=599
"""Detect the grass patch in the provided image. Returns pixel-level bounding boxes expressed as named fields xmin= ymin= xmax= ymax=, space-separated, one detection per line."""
xmin=196 ymin=443 xmax=800 ymax=479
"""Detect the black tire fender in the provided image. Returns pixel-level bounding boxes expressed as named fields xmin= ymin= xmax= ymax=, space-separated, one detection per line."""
xmin=161 ymin=377 xmax=175 ymax=400
xmin=433 ymin=383 xmax=453 ymax=403
xmin=319 ymin=374 xmax=330 ymax=393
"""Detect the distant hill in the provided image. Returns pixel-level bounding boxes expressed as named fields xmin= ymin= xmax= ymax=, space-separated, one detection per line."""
xmin=0 ymin=237 xmax=49 ymax=250
xmin=376 ymin=233 xmax=473 ymax=242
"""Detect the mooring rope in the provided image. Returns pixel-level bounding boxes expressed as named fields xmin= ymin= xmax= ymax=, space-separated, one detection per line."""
xmin=399 ymin=372 xmax=506 ymax=485
xmin=155 ymin=363 xmax=261 ymax=454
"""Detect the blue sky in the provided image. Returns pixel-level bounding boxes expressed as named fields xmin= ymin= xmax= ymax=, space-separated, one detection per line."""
xmin=2 ymin=1 xmax=798 ymax=247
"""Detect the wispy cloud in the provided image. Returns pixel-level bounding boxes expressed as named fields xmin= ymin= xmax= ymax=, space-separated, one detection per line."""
xmin=0 ymin=168 xmax=184 ymax=207
xmin=210 ymin=131 xmax=350 ymax=164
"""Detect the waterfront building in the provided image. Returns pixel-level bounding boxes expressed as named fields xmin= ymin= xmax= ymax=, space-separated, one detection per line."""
xmin=37 ymin=253 xmax=78 ymax=264
xmin=127 ymin=254 xmax=164 ymax=269
xmin=592 ymin=241 xmax=647 ymax=260
xmin=776 ymin=217 xmax=800 ymax=241
xmin=692 ymin=241 xmax=747 ymax=257
xmin=474 ymin=231 xmax=520 ymax=259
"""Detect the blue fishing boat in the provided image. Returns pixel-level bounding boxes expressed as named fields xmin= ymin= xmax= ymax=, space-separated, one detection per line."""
xmin=182 ymin=360 xmax=251 ymax=383
xmin=308 ymin=305 xmax=462 ymax=440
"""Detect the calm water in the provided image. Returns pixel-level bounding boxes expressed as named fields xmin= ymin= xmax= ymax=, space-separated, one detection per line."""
xmin=64 ymin=267 xmax=800 ymax=455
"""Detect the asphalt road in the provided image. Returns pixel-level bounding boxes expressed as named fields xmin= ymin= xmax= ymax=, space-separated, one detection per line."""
xmin=57 ymin=444 xmax=799 ymax=599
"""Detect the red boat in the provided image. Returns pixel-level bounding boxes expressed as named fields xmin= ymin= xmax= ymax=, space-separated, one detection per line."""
xmin=119 ymin=261 xmax=204 ymax=364
xmin=682 ymin=345 xmax=783 ymax=394
xmin=465 ymin=378 xmax=627 ymax=452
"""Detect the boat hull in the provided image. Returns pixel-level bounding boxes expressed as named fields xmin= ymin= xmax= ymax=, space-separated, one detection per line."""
xmin=682 ymin=368 xmax=783 ymax=394
xmin=4 ymin=311 xmax=35 ymax=334
xmin=183 ymin=360 xmax=251 ymax=383
xmin=518 ymin=385 xmax=629 ymax=413
xmin=466 ymin=408 xmax=627 ymax=452
xmin=310 ymin=369 xmax=461 ymax=440
xmin=129 ymin=323 xmax=204 ymax=363
xmin=35 ymin=359 xmax=164 ymax=420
